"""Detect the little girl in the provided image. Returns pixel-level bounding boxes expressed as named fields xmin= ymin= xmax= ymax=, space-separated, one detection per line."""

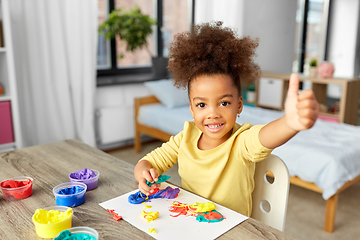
xmin=134 ymin=22 xmax=319 ymax=216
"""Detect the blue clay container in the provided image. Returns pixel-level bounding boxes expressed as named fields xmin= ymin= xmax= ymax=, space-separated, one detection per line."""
xmin=53 ymin=182 xmax=87 ymax=207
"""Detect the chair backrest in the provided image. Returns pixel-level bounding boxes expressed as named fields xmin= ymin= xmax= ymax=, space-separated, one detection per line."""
xmin=251 ymin=154 xmax=290 ymax=231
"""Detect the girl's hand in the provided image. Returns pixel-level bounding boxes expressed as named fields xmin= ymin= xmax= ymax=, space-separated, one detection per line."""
xmin=285 ymin=73 xmax=319 ymax=131
xmin=138 ymin=168 xmax=160 ymax=196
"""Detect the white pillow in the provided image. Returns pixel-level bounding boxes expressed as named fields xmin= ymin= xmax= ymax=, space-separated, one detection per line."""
xmin=144 ymin=79 xmax=189 ymax=108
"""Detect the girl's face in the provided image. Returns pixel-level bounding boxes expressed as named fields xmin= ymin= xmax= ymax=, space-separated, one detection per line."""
xmin=189 ymin=74 xmax=243 ymax=149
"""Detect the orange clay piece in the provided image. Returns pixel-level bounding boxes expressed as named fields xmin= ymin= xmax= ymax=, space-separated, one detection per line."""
xmin=106 ymin=209 xmax=122 ymax=221
xmin=142 ymin=210 xmax=159 ymax=223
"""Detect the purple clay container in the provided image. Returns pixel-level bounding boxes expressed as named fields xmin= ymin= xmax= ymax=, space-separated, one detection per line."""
xmin=68 ymin=169 xmax=99 ymax=191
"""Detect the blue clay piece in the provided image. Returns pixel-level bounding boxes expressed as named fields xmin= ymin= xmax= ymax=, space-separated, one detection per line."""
xmin=58 ymin=186 xmax=85 ymax=195
xmin=56 ymin=186 xmax=86 ymax=207
xmin=128 ymin=186 xmax=180 ymax=204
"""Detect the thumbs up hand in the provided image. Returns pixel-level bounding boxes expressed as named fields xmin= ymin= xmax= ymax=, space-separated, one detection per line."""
xmin=285 ymin=73 xmax=319 ymax=131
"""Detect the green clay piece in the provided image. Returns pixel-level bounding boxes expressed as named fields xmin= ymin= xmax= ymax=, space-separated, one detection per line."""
xmin=196 ymin=210 xmax=224 ymax=223
xmin=146 ymin=175 xmax=171 ymax=187
xmin=54 ymin=230 xmax=97 ymax=240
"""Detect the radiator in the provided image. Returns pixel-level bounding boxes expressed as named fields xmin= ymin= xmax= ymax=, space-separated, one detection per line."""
xmin=96 ymin=106 xmax=134 ymax=146
xmin=95 ymin=83 xmax=151 ymax=149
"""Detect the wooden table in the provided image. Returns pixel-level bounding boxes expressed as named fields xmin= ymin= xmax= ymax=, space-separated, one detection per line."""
xmin=0 ymin=140 xmax=298 ymax=239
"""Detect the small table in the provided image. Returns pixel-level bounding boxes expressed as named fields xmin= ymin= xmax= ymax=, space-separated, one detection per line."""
xmin=0 ymin=140 xmax=298 ymax=239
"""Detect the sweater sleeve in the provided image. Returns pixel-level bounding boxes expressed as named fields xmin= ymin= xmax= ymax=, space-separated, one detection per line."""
xmin=139 ymin=130 xmax=183 ymax=175
xmin=238 ymin=124 xmax=273 ymax=162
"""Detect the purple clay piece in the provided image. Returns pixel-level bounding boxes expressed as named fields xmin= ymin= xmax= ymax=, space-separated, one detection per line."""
xmin=70 ymin=168 xmax=96 ymax=180
xmin=69 ymin=169 xmax=99 ymax=191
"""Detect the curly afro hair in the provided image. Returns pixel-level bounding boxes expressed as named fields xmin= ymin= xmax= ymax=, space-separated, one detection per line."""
xmin=168 ymin=21 xmax=261 ymax=96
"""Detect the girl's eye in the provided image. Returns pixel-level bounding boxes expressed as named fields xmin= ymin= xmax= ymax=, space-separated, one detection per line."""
xmin=196 ymin=103 xmax=206 ymax=108
xmin=220 ymin=101 xmax=230 ymax=106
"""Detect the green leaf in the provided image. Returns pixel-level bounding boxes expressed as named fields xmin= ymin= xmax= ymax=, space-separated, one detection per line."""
xmin=98 ymin=5 xmax=157 ymax=58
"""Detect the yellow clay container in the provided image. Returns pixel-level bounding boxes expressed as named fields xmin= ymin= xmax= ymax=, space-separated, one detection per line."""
xmin=32 ymin=206 xmax=73 ymax=239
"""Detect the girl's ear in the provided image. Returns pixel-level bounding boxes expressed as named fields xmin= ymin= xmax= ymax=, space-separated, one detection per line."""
xmin=238 ymin=96 xmax=243 ymax=114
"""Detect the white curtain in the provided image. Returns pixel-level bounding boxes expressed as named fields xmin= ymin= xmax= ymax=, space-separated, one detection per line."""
xmin=195 ymin=0 xmax=245 ymax=36
xmin=9 ymin=0 xmax=97 ymax=147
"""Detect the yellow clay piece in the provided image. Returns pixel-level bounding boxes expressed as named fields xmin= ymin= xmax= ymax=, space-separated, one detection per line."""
xmin=148 ymin=228 xmax=157 ymax=234
xmin=142 ymin=210 xmax=159 ymax=223
xmin=144 ymin=205 xmax=152 ymax=209
xmin=190 ymin=202 xmax=216 ymax=213
xmin=33 ymin=208 xmax=73 ymax=224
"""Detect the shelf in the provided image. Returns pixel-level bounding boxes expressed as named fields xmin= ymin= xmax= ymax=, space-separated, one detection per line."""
xmin=0 ymin=0 xmax=23 ymax=149
xmin=319 ymin=111 xmax=339 ymax=118
xmin=258 ymin=73 xmax=360 ymax=125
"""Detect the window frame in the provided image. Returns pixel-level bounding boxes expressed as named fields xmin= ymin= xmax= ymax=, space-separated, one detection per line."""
xmin=97 ymin=0 xmax=195 ymax=83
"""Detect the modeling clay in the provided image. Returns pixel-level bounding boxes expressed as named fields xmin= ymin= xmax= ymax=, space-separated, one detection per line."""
xmin=128 ymin=186 xmax=180 ymax=204
xmin=169 ymin=201 xmax=225 ymax=223
xmin=0 ymin=179 xmax=32 ymax=188
xmin=33 ymin=208 xmax=73 ymax=224
xmin=106 ymin=209 xmax=122 ymax=221
xmin=54 ymin=231 xmax=95 ymax=240
xmin=54 ymin=230 xmax=97 ymax=240
xmin=69 ymin=169 xmax=96 ymax=180
xmin=142 ymin=210 xmax=159 ymax=222
xmin=169 ymin=201 xmax=215 ymax=216
xmin=146 ymin=174 xmax=171 ymax=187
xmin=0 ymin=179 xmax=33 ymax=199
xmin=148 ymin=228 xmax=157 ymax=234
xmin=190 ymin=202 xmax=216 ymax=213
xmin=169 ymin=201 xmax=196 ymax=217
xmin=144 ymin=205 xmax=152 ymax=209
xmin=58 ymin=186 xmax=85 ymax=195
xmin=55 ymin=186 xmax=86 ymax=207
xmin=196 ymin=210 xmax=224 ymax=223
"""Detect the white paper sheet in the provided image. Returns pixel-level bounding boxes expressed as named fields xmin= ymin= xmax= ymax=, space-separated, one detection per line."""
xmin=99 ymin=183 xmax=248 ymax=240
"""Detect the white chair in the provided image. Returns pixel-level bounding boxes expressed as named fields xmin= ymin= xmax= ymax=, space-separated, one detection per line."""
xmin=251 ymin=154 xmax=290 ymax=231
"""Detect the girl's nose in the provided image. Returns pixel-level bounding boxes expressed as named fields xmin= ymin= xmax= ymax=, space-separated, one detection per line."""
xmin=207 ymin=107 xmax=220 ymax=119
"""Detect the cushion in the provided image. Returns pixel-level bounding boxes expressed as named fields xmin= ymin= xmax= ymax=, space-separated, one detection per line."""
xmin=144 ymin=79 xmax=189 ymax=108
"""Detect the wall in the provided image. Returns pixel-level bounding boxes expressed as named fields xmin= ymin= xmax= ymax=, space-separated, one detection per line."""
xmin=325 ymin=0 xmax=360 ymax=98
xmin=243 ymin=0 xmax=297 ymax=74
xmin=195 ymin=0 xmax=245 ymax=35
xmin=327 ymin=0 xmax=359 ymax=78
xmin=195 ymin=0 xmax=297 ymax=74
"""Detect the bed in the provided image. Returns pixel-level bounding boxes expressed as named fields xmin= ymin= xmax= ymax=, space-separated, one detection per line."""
xmin=134 ymin=80 xmax=360 ymax=233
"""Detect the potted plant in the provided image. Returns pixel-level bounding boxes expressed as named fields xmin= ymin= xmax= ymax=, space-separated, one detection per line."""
xmin=309 ymin=58 xmax=318 ymax=78
xmin=99 ymin=6 xmax=169 ymax=79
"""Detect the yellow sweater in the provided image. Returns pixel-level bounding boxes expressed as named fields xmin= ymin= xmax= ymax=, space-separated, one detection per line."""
xmin=141 ymin=121 xmax=273 ymax=216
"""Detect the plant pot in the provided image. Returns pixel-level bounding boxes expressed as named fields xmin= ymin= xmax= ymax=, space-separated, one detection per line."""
xmin=309 ymin=67 xmax=317 ymax=78
xmin=152 ymin=57 xmax=170 ymax=79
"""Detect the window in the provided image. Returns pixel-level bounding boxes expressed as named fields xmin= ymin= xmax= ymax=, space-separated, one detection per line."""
xmin=293 ymin=0 xmax=331 ymax=74
xmin=98 ymin=0 xmax=111 ymax=69
xmin=97 ymin=0 xmax=194 ymax=79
